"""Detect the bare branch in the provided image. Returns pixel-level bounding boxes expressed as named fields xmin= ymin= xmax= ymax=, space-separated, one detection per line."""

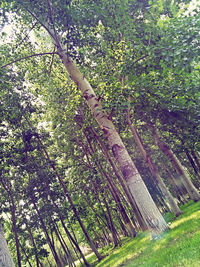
xmin=1 ymin=52 xmax=58 ymax=69
xmin=15 ymin=21 xmax=38 ymax=51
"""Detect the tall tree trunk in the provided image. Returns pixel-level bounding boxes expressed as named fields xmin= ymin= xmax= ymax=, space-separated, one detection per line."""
xmin=41 ymin=27 xmax=169 ymax=237
xmin=185 ymin=149 xmax=199 ymax=175
xmin=126 ymin=113 xmax=182 ymax=217
xmin=0 ymin=222 xmax=15 ymax=267
xmin=149 ymin=123 xmax=200 ymax=202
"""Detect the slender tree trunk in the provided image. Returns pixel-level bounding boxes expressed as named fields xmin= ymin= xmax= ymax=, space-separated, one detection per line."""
xmin=19 ymin=242 xmax=33 ymax=267
xmin=185 ymin=149 xmax=199 ymax=175
xmin=103 ymin=193 xmax=119 ymax=247
xmin=57 ymin=214 xmax=89 ymax=266
xmin=149 ymin=124 xmax=200 ymax=202
xmin=32 ymin=134 xmax=103 ymax=261
xmin=0 ymin=222 xmax=15 ymax=267
xmin=126 ymin=113 xmax=182 ymax=216
xmin=54 ymin=223 xmax=75 ymax=267
xmin=30 ymin=194 xmax=63 ymax=266
xmin=27 ymin=225 xmax=40 ymax=267
xmin=191 ymin=150 xmax=200 ymax=172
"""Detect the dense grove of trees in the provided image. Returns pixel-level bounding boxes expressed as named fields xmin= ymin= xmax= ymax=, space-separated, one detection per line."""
xmin=0 ymin=0 xmax=200 ymax=266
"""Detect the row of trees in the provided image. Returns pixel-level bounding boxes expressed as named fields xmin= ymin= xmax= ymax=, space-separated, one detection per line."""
xmin=0 ymin=0 xmax=200 ymax=266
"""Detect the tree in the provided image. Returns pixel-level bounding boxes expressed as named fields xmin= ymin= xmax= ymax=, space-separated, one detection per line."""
xmin=1 ymin=1 xmax=199 ymax=265
xmin=1 ymin=0 xmax=169 ymax=237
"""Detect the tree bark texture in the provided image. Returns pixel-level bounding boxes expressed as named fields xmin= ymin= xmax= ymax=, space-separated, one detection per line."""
xmin=0 ymin=222 xmax=15 ymax=267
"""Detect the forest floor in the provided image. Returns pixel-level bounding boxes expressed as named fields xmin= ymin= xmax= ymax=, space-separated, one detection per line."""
xmin=78 ymin=200 xmax=200 ymax=267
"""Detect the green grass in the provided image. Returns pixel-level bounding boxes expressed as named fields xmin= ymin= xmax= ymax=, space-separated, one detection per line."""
xmin=81 ymin=200 xmax=200 ymax=267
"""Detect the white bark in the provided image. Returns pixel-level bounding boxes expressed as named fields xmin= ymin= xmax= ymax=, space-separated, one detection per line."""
xmin=0 ymin=223 xmax=15 ymax=267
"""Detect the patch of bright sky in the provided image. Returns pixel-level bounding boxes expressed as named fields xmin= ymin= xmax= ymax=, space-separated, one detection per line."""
xmin=183 ymin=0 xmax=200 ymax=15
xmin=0 ymin=13 xmax=37 ymax=45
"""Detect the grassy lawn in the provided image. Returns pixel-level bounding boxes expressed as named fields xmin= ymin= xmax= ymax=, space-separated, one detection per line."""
xmin=81 ymin=200 xmax=200 ymax=267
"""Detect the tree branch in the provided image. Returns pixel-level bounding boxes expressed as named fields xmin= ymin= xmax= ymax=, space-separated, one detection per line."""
xmin=46 ymin=0 xmax=61 ymax=47
xmin=133 ymin=54 xmax=148 ymax=65
xmin=25 ymin=7 xmax=56 ymax=40
xmin=15 ymin=21 xmax=38 ymax=51
xmin=1 ymin=52 xmax=58 ymax=68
